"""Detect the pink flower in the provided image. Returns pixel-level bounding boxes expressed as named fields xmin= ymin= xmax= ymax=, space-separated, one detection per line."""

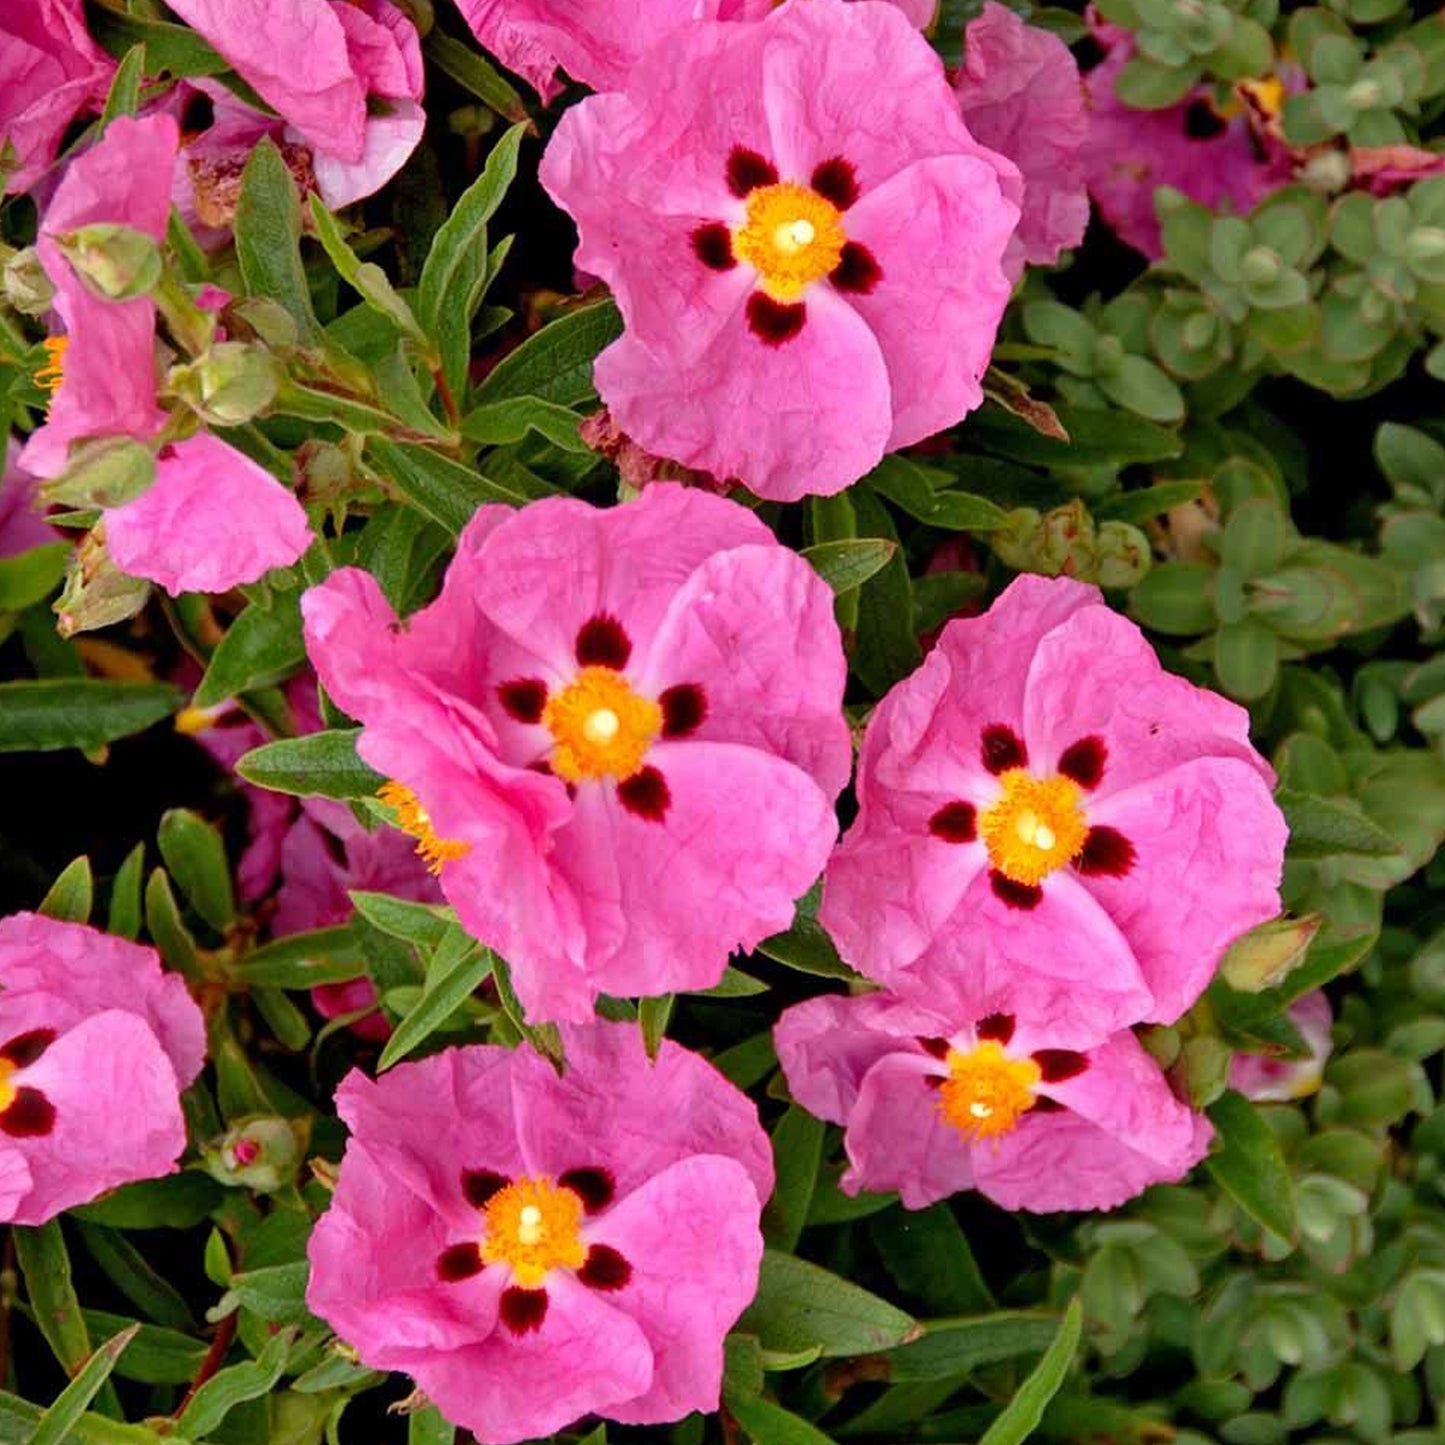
xmin=1081 ymin=22 xmax=1294 ymax=258
xmin=307 ymin=1023 xmax=772 ymax=1443
xmin=302 ymin=484 xmax=851 ymax=1022
xmin=0 ymin=439 xmax=59 ymax=560
xmin=162 ymin=0 xmax=424 ymax=208
xmin=955 ymin=3 xmax=1088 ymax=278
xmin=0 ymin=0 xmax=113 ymax=196
xmin=821 ymin=575 xmax=1286 ymax=1049
xmin=18 ymin=115 xmax=312 ymax=594
xmin=0 ymin=913 xmax=206 ymax=1225
xmin=1230 ymin=990 xmax=1333 ymax=1103
xmin=539 ymin=0 xmax=1021 ymax=501
xmin=776 ymin=992 xmax=1211 ymax=1211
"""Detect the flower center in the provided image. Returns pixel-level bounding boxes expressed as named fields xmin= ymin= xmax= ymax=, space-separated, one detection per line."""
xmin=34 ymin=337 xmax=68 ymax=398
xmin=979 ymin=769 xmax=1089 ymax=886
xmin=543 ymin=666 xmax=661 ymax=784
xmin=376 ymin=781 xmax=472 ymax=874
xmin=733 ymin=182 xmax=847 ymax=302
xmin=480 ymin=1176 xmax=588 ymax=1288
xmin=937 ymin=1041 xmax=1041 ymax=1143
xmin=0 ymin=1060 xmax=17 ymax=1114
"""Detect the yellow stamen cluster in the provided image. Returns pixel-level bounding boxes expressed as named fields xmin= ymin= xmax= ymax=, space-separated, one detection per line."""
xmin=34 ymin=336 xmax=69 ymax=396
xmin=733 ymin=183 xmax=847 ymax=302
xmin=0 ymin=1059 xmax=17 ymax=1114
xmin=979 ymin=769 xmax=1089 ymax=886
xmin=937 ymin=1041 xmax=1041 ymax=1143
xmin=543 ymin=666 xmax=661 ymax=783
xmin=377 ymin=781 xmax=471 ymax=875
xmin=480 ymin=1176 xmax=587 ymax=1288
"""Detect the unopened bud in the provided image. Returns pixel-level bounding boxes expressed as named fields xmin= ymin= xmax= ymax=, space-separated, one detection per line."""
xmin=1181 ymin=309 xmax=1218 ymax=351
xmin=1302 ymin=149 xmax=1351 ymax=193
xmin=1096 ymin=520 xmax=1151 ymax=589
xmin=170 ymin=342 xmax=281 ymax=426
xmin=1240 ymin=246 xmax=1282 ymax=288
xmin=42 ymin=437 xmax=156 ymax=511
xmin=54 ymin=528 xmax=151 ymax=638
xmin=3 ymin=246 xmax=54 ymax=316
xmin=202 ymin=1115 xmax=309 ymax=1193
xmin=55 ymin=224 xmax=162 ymax=300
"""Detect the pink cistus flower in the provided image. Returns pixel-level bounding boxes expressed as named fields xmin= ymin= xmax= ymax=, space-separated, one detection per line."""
xmin=0 ymin=914 xmax=206 ymax=1225
xmin=776 ymin=992 xmax=1211 ymax=1211
xmin=821 ymin=575 xmax=1287 ymax=1048
xmin=302 ymin=484 xmax=851 ymax=1022
xmin=162 ymin=0 xmax=424 ymax=209
xmin=0 ymin=0 xmax=113 ymax=196
xmin=307 ymin=1023 xmax=772 ymax=1443
xmin=954 ymin=3 xmax=1089 ymax=278
xmin=18 ymin=115 xmax=313 ymax=594
xmin=539 ymin=0 xmax=1021 ymax=501
xmin=1230 ymin=990 xmax=1333 ymax=1103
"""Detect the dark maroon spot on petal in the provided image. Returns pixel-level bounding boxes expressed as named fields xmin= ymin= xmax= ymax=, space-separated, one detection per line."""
xmin=578 ymin=1244 xmax=632 ymax=1291
xmin=810 ymin=156 xmax=860 ymax=209
xmin=660 ymin=683 xmax=707 ymax=739
xmin=830 ymin=241 xmax=881 ymax=295
xmin=924 ymin=1074 xmax=944 ymax=1090
xmin=498 ymin=678 xmax=547 ymax=725
xmin=559 ymin=1167 xmax=615 ymax=1213
xmin=461 ymin=1168 xmax=508 ymax=1209
xmin=928 ymin=801 xmax=977 ymax=844
xmin=981 ymin=724 xmax=1028 ymax=774
xmin=0 ymin=1087 xmax=54 ymax=1138
xmin=576 ymin=614 xmax=632 ymax=669
xmin=1184 ymin=99 xmax=1228 ymax=139
xmin=0 ymin=1029 xmax=56 ymax=1068
xmin=436 ymin=1242 xmax=485 ymax=1282
xmin=746 ymin=293 xmax=807 ymax=346
xmin=1075 ymin=826 xmax=1137 ymax=879
xmin=989 ymin=871 xmax=1042 ymax=911
xmin=500 ymin=1286 xmax=549 ymax=1334
xmin=1057 ymin=736 xmax=1107 ymax=790
xmin=180 ymin=90 xmax=215 ymax=139
xmin=1031 ymin=1094 xmax=1066 ymax=1113
xmin=976 ymin=1013 xmax=1016 ymax=1046
xmin=726 ymin=146 xmax=779 ymax=197
xmin=617 ymin=766 xmax=670 ymax=821
xmin=1033 ymin=1049 xmax=1089 ymax=1083
xmin=917 ymin=1036 xmax=951 ymax=1060
xmin=691 ymin=222 xmax=736 ymax=272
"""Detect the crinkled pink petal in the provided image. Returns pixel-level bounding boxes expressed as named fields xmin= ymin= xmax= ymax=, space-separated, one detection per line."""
xmin=310 ymin=98 xmax=425 ymax=208
xmin=452 ymin=2 xmax=565 ymax=102
xmin=0 ymin=438 xmax=59 ymax=558
xmin=956 ymin=3 xmax=1088 ymax=275
xmin=104 ymin=433 xmax=312 ymax=595
xmin=975 ymin=1031 xmax=1213 ymax=1212
xmin=0 ymin=1150 xmax=32 ymax=1221
xmin=594 ymin=1155 xmax=766 ymax=1424
xmin=840 ymin=154 xmax=1017 ymax=448
xmin=1230 ymin=989 xmax=1333 ymax=1102
xmin=9 ymin=1011 xmax=188 ymax=1225
xmin=512 ymin=1024 xmax=774 ymax=1207
xmin=0 ymin=913 xmax=205 ymax=1086
xmin=845 ymin=1052 xmax=975 ymax=1208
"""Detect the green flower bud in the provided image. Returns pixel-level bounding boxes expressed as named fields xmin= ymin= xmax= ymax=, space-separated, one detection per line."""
xmin=1345 ymin=77 xmax=1384 ymax=110
xmin=54 ymin=529 xmax=151 ymax=639
xmin=55 ymin=223 xmax=162 ymax=300
xmin=1096 ymin=521 xmax=1152 ymax=589
xmin=3 ymin=246 xmax=54 ymax=317
xmin=202 ymin=1115 xmax=309 ymax=1194
xmin=1240 ymin=246 xmax=1282 ymax=288
xmin=170 ymin=342 xmax=281 ymax=426
xmin=1300 ymin=149 xmax=1352 ymax=194
xmin=1182 ymin=309 xmax=1218 ymax=351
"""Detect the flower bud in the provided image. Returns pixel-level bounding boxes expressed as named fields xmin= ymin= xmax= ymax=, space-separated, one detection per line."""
xmin=170 ymin=342 xmax=281 ymax=426
xmin=54 ymin=529 xmax=151 ymax=638
xmin=1240 ymin=246 xmax=1282 ymax=288
xmin=1095 ymin=521 xmax=1151 ymax=589
xmin=202 ymin=1115 xmax=309 ymax=1193
xmin=55 ymin=223 xmax=163 ymax=300
xmin=3 ymin=246 xmax=54 ymax=316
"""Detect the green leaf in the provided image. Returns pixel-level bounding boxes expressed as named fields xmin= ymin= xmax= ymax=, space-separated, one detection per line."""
xmin=1219 ymin=914 xmax=1323 ymax=992
xmin=977 ymin=1299 xmax=1083 ymax=1445
xmin=801 ymin=539 xmax=897 ymax=595
xmin=0 ymin=1391 xmax=162 ymax=1445
xmin=408 ymin=1404 xmax=458 ymax=1445
xmin=639 ymin=994 xmax=674 ymax=1060
xmin=157 ymin=808 xmax=235 ymax=932
xmin=143 ymin=868 xmax=201 ymax=980
xmin=472 ymin=301 xmax=624 ymax=408
xmin=1131 ymin=562 xmax=1216 ymax=636
xmin=1221 ymin=498 xmax=1291 ymax=577
xmin=237 ymin=925 xmax=366 ymax=988
xmin=1214 ymin=616 xmax=1280 ymax=700
xmin=378 ymin=935 xmax=495 ymax=1071
xmin=756 ymin=891 xmax=856 ymax=980
xmin=1098 ymin=354 xmax=1186 ymax=423
xmin=461 ymin=396 xmax=589 ymax=452
xmin=851 ymin=484 xmax=921 ymax=697
xmin=1278 ymin=788 xmax=1403 ymax=859
xmin=422 ymin=30 xmax=530 ymax=123
xmin=235 ymin=138 xmax=321 ymax=346
xmin=883 ymin=1312 xmax=1063 ymax=1382
xmin=215 ymin=1263 xmax=313 ymax=1326
xmin=309 ymin=196 xmax=429 ymax=349
xmin=1097 ymin=481 xmax=1203 ymax=525
xmin=107 ymin=843 xmax=145 ymax=940
xmin=871 ymin=1204 xmax=996 ymax=1316
xmin=237 ymin=729 xmax=386 ymax=800
xmin=97 ymin=44 xmax=146 ymax=132
xmin=763 ymin=1105 xmax=825 ymax=1251
xmin=1205 ymin=1089 xmax=1299 ymax=1240
xmin=866 ymin=456 xmax=1009 ymax=531
xmin=0 ymin=680 xmax=179 ymax=753
xmin=38 ymin=855 xmax=93 ymax=923
xmin=0 ymin=542 xmax=68 ymax=612
xmin=368 ymin=436 xmax=534 ymax=535
xmin=177 ymin=1326 xmax=292 ymax=1438
xmin=349 ymin=891 xmax=454 ymax=950
xmin=969 ymin=403 xmax=1183 ymax=469
xmin=728 ymin=1394 xmax=839 ymax=1445
xmin=81 ymin=1313 xmax=204 ymax=1385
xmin=1115 ymin=55 xmax=1199 ymax=109
xmin=418 ymin=124 xmax=526 ymax=397
xmin=29 ymin=1325 xmax=138 ymax=1445
xmin=71 ymin=1173 xmax=224 ymax=1231
xmin=16 ymin=1220 xmax=93 ymax=1373
xmin=74 ymin=1223 xmax=197 ymax=1333
xmin=194 ymin=595 xmax=305 ymax=707
xmin=491 ymin=955 xmax=566 ymax=1069
xmin=89 ymin=9 xmax=228 ymax=75
xmin=736 ymin=1251 xmax=918 ymax=1358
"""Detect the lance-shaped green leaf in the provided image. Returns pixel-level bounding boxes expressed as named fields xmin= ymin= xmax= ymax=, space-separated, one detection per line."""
xmin=237 ymin=729 xmax=386 ymax=800
xmin=235 ymin=139 xmax=322 ymax=346
xmin=472 ymin=301 xmax=623 ymax=408
xmin=976 ymin=1298 xmax=1083 ymax=1445
xmin=801 ymin=539 xmax=897 ymax=596
xmin=176 ymin=1325 xmax=294 ymax=1438
xmin=158 ymin=809 xmax=234 ymax=932
xmin=1205 ymin=1089 xmax=1298 ymax=1241
xmin=0 ymin=680 xmax=179 ymax=753
xmin=38 ymin=855 xmax=93 ymax=923
xmin=310 ymin=195 xmax=430 ymax=350
xmin=378 ymin=930 xmax=495 ymax=1071
xmin=193 ymin=592 xmax=305 ymax=706
xmin=29 ymin=1324 xmax=138 ymax=1445
xmin=16 ymin=1220 xmax=94 ymax=1373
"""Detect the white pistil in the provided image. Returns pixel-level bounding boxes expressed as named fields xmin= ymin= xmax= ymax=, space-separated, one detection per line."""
xmin=518 ymin=1204 xmax=544 ymax=1245
xmin=583 ymin=708 xmax=620 ymax=744
xmin=969 ymin=1101 xmax=992 ymax=1119
xmin=775 ymin=219 xmax=816 ymax=254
